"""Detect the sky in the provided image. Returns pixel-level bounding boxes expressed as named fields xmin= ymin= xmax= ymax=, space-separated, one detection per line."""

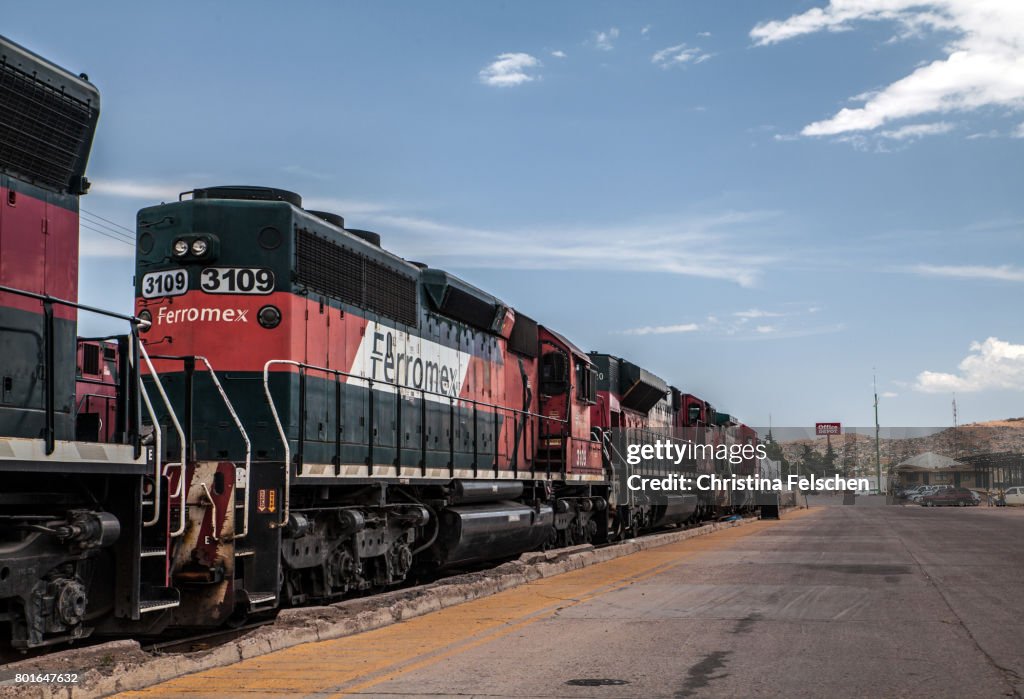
xmin=5 ymin=0 xmax=1023 ymax=429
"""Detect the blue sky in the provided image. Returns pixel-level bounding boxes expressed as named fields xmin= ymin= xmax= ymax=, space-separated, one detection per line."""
xmin=6 ymin=0 xmax=1023 ymax=428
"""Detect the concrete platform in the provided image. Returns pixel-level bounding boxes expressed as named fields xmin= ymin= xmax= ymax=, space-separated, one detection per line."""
xmin=116 ymin=504 xmax=1024 ymax=698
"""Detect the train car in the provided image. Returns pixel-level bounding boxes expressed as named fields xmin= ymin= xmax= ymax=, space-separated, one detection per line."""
xmin=0 ymin=35 xmax=173 ymax=650
xmin=669 ymin=390 xmax=725 ymax=517
xmin=75 ymin=339 xmax=119 ymax=442
xmin=588 ymin=353 xmax=701 ymax=535
xmin=133 ymin=186 xmax=605 ymax=627
xmin=589 ymin=352 xmax=760 ymax=532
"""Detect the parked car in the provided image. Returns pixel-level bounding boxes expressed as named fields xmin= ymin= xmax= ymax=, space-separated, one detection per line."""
xmin=919 ymin=487 xmax=976 ymax=507
xmin=899 ymin=486 xmax=923 ymax=499
xmin=910 ymin=486 xmax=943 ymax=503
xmin=1003 ymin=486 xmax=1024 ymax=506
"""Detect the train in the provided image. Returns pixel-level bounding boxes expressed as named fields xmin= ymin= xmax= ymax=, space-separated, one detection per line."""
xmin=0 ymin=34 xmax=762 ymax=651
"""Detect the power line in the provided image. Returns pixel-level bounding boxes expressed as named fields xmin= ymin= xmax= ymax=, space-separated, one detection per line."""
xmin=81 ymin=208 xmax=136 ymax=237
xmin=79 ymin=214 xmax=135 ymax=244
xmin=79 ymin=221 xmax=134 ymax=246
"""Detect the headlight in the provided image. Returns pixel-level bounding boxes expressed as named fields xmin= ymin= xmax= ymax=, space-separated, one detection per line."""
xmin=172 ymin=239 xmax=189 ymax=256
xmin=191 ymin=238 xmax=209 ymax=256
xmin=138 ymin=309 xmax=152 ymax=333
xmin=258 ymin=305 xmax=281 ymax=329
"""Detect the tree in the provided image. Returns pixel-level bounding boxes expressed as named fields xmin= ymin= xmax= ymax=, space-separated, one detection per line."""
xmin=763 ymin=436 xmax=791 ymax=477
xmin=822 ymin=440 xmax=837 ymax=476
xmin=799 ymin=444 xmax=820 ymax=478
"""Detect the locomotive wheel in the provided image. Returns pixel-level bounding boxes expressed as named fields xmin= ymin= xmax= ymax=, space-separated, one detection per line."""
xmin=224 ymin=604 xmax=250 ymax=629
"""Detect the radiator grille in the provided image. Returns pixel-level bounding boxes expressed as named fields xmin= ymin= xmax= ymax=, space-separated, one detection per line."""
xmin=296 ymin=229 xmax=417 ymax=326
xmin=0 ymin=60 xmax=95 ymax=193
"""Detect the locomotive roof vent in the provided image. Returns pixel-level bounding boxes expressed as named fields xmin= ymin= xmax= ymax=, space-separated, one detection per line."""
xmin=307 ymin=210 xmax=345 ymax=228
xmin=186 ymin=185 xmax=302 ymax=208
xmin=347 ymin=228 xmax=382 ymax=247
xmin=407 ymin=261 xmax=428 ymax=269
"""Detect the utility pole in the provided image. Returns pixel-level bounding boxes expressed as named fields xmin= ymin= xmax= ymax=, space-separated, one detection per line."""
xmin=952 ymin=395 xmax=959 ymax=458
xmin=874 ymin=372 xmax=882 ymax=495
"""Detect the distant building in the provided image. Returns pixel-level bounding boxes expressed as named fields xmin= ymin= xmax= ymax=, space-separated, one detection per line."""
xmin=957 ymin=452 xmax=1024 ymax=490
xmin=893 ymin=451 xmax=988 ymax=489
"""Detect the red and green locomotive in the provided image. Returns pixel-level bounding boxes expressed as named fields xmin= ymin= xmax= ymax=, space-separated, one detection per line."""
xmin=134 ymin=186 xmax=605 ymax=627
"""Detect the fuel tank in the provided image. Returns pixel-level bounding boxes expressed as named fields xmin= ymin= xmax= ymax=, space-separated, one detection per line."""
xmin=433 ymin=501 xmax=553 ymax=568
xmin=450 ymin=480 xmax=525 ymax=504
xmin=649 ymin=494 xmax=698 ymax=527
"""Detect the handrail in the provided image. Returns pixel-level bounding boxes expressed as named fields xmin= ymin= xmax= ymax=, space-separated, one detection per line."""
xmin=150 ymin=354 xmax=252 ymax=541
xmin=76 ymin=392 xmax=114 ymax=417
xmin=262 ymin=358 xmax=571 ymax=530
xmin=0 ymin=284 xmax=144 ymax=323
xmin=1 ymin=284 xmax=147 ymax=455
xmin=138 ymin=343 xmax=188 ymax=537
xmin=263 ymin=361 xmax=293 ymax=529
xmin=138 ymin=379 xmax=163 ymax=528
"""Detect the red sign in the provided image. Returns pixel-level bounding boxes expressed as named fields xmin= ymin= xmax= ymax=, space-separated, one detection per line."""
xmin=816 ymin=422 xmax=842 ymax=436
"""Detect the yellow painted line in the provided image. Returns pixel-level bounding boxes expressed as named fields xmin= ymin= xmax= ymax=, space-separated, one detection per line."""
xmin=116 ymin=508 xmax=818 ymax=698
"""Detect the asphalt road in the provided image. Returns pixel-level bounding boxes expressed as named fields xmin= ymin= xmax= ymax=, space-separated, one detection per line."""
xmin=121 ymin=503 xmax=1024 ymax=698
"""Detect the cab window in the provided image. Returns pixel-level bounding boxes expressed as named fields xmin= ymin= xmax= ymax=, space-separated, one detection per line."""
xmin=574 ymin=361 xmax=597 ymax=404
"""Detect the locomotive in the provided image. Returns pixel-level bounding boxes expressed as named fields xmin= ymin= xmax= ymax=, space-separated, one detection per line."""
xmin=130 ymin=186 xmax=760 ymax=631
xmin=0 ymin=34 xmax=761 ymax=650
xmin=0 ymin=35 xmax=174 ymax=650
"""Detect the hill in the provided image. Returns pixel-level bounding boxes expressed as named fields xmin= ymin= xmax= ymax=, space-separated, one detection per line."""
xmin=776 ymin=419 xmax=1024 ymax=471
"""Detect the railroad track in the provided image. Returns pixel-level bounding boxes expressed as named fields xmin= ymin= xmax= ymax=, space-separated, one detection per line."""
xmin=2 ymin=515 xmax=755 ymax=664
xmin=141 ymin=621 xmax=276 ymax=654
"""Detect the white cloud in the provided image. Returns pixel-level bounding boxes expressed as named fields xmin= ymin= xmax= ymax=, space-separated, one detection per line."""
xmin=617 ymin=323 xmax=700 ymax=336
xmin=915 ymin=337 xmax=1024 ymax=392
xmin=734 ymin=308 xmax=784 ymax=319
xmin=344 ymin=208 xmax=780 ymax=287
xmin=751 ymin=1 xmax=1024 ymax=136
xmin=698 ymin=31 xmax=712 ymax=38
xmin=909 ymin=263 xmax=1024 ymax=282
xmin=91 ymin=179 xmax=187 ymax=201
xmin=551 ymin=50 xmax=567 ymax=58
xmin=479 ymin=53 xmax=542 ymax=87
xmin=595 ymin=27 xmax=620 ymax=51
xmin=641 ymin=25 xmax=652 ymax=36
xmin=879 ymin=121 xmax=955 ymax=139
xmin=1014 ymin=122 xmax=1024 ymax=137
xmin=683 ymin=306 xmax=839 ymax=340
xmin=652 ymin=43 xmax=713 ymax=68
xmin=881 ymin=391 xmax=899 ymax=398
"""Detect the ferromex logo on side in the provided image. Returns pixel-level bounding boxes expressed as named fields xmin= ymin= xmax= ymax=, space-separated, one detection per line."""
xmin=348 ymin=321 xmax=472 ymax=401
